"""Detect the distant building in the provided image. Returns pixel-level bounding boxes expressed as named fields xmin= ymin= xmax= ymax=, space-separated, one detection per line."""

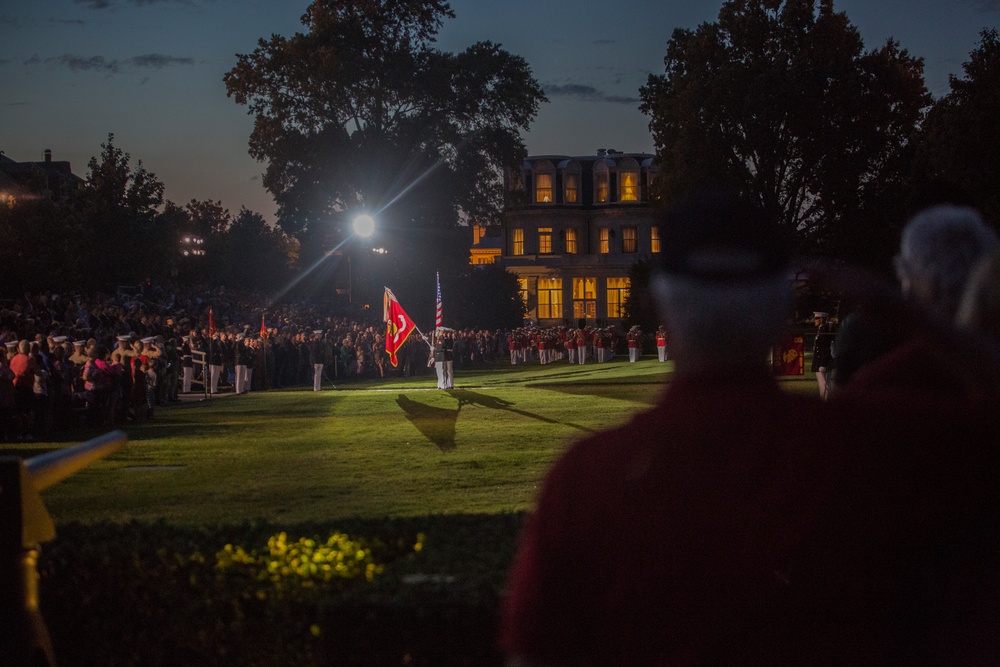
xmin=469 ymin=223 xmax=502 ymax=265
xmin=0 ymin=149 xmax=84 ymax=206
xmin=500 ymin=149 xmax=660 ymax=325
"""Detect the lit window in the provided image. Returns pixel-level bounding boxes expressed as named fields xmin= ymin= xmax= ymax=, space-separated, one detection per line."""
xmin=619 ymin=160 xmax=640 ymax=202
xmin=598 ymin=227 xmax=610 ymax=254
xmin=518 ymin=278 xmax=529 ymax=309
xmin=564 ymin=228 xmax=578 ymax=254
xmin=564 ymin=172 xmax=579 ymax=203
xmin=606 ymin=277 xmax=631 ymax=318
xmin=512 ymin=228 xmax=524 ymax=255
xmin=651 ymin=226 xmax=661 ymax=253
xmin=538 ymin=227 xmax=552 ymax=254
xmin=622 ymin=226 xmax=637 ymax=253
xmin=537 ymin=278 xmax=563 ymax=319
xmin=573 ymin=277 xmax=597 ymax=320
xmin=594 ymin=163 xmax=609 ymax=203
xmin=534 ymin=160 xmax=555 ymax=204
xmin=535 ymin=172 xmax=553 ymax=203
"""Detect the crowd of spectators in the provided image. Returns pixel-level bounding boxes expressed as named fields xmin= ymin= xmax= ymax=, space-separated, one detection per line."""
xmin=0 ymin=282 xmax=598 ymax=442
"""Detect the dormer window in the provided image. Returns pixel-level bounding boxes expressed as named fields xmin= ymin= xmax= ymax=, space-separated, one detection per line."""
xmin=564 ymin=171 xmax=579 ymax=203
xmin=559 ymin=160 xmax=582 ymax=204
xmin=594 ymin=162 xmax=609 ymax=203
xmin=618 ymin=158 xmax=640 ymax=202
xmin=534 ymin=160 xmax=555 ymax=203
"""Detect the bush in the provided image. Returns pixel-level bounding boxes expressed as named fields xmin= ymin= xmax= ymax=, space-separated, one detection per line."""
xmin=38 ymin=514 xmax=524 ymax=666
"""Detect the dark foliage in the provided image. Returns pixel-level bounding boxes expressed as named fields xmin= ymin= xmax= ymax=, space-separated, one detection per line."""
xmin=640 ymin=0 xmax=929 ymax=265
xmin=223 ymin=0 xmax=545 ymax=277
xmin=39 ymin=515 xmax=524 ymax=666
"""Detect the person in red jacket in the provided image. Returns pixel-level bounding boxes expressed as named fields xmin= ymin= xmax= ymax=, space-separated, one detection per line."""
xmin=500 ymin=190 xmax=1000 ymax=666
xmin=626 ymin=325 xmax=641 ymax=362
xmin=655 ymin=325 xmax=668 ymax=362
xmin=9 ymin=339 xmax=38 ymax=441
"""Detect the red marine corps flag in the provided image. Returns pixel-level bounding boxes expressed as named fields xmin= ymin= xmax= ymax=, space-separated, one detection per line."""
xmin=771 ymin=334 xmax=805 ymax=376
xmin=384 ymin=287 xmax=417 ymax=367
xmin=208 ymin=306 xmax=217 ymax=338
xmin=259 ymin=313 xmax=268 ymax=339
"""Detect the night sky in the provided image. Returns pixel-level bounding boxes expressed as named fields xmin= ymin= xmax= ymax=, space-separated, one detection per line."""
xmin=2 ymin=0 xmax=997 ymax=223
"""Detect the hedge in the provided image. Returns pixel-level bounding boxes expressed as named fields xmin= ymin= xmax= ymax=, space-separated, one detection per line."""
xmin=38 ymin=514 xmax=525 ymax=666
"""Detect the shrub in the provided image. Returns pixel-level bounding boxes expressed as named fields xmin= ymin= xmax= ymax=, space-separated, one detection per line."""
xmin=38 ymin=515 xmax=523 ymax=666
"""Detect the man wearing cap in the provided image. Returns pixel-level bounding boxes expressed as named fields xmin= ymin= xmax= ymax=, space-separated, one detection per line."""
xmin=655 ymin=325 xmax=668 ymax=362
xmin=110 ymin=334 xmax=137 ymax=366
xmin=309 ymin=330 xmax=326 ymax=392
xmin=627 ymin=326 xmax=642 ymax=363
xmin=573 ymin=320 xmax=588 ymax=365
xmin=234 ymin=333 xmax=250 ymax=394
xmin=68 ymin=339 xmax=89 ymax=367
xmin=500 ymin=190 xmax=1000 ymax=665
xmin=432 ymin=331 xmax=447 ymax=389
xmin=180 ymin=336 xmax=194 ymax=394
xmin=203 ymin=331 xmax=222 ymax=395
xmin=442 ymin=329 xmax=454 ymax=389
xmin=162 ymin=337 xmax=180 ymax=403
xmin=812 ymin=311 xmax=835 ymax=400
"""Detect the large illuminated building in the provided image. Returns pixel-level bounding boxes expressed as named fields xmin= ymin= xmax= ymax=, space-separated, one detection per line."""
xmin=499 ymin=149 xmax=660 ymax=325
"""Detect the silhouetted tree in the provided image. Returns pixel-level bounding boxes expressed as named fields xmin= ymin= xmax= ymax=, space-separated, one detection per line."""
xmin=919 ymin=28 xmax=1000 ymax=228
xmin=218 ymin=207 xmax=299 ymax=290
xmin=224 ymin=0 xmax=546 ymax=282
xmin=640 ymin=0 xmax=929 ymax=262
xmin=445 ymin=263 xmax=525 ymax=330
xmin=621 ymin=258 xmax=658 ymax=333
xmin=0 ymin=197 xmax=83 ymax=292
xmin=77 ymin=134 xmax=168 ymax=288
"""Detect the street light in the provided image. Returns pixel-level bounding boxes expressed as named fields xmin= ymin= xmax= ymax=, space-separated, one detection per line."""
xmin=352 ymin=214 xmax=376 ymax=239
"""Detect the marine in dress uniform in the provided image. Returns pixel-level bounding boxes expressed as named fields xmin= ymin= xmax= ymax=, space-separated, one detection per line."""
xmin=812 ymin=312 xmax=835 ymax=400
xmin=656 ymin=326 xmax=668 ymax=362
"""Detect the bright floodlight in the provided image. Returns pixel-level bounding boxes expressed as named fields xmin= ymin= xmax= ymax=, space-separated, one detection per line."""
xmin=352 ymin=214 xmax=376 ymax=238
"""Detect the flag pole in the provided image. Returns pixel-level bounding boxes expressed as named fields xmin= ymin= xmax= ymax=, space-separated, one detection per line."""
xmin=415 ymin=323 xmax=433 ymax=351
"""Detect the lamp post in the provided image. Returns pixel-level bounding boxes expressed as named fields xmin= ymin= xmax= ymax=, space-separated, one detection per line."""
xmin=348 ymin=214 xmax=377 ymax=308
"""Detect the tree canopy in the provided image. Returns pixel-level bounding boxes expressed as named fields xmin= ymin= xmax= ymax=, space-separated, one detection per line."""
xmin=77 ymin=133 xmax=169 ymax=287
xmin=224 ymin=0 xmax=546 ymax=274
xmin=919 ymin=28 xmax=1000 ymax=228
xmin=0 ymin=135 xmax=296 ymax=295
xmin=640 ymin=0 xmax=929 ymax=261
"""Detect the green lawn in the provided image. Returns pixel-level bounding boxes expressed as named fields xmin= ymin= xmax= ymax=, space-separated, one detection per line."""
xmin=7 ymin=356 xmax=819 ymax=667
xmin=14 ymin=356 xmax=817 ymax=526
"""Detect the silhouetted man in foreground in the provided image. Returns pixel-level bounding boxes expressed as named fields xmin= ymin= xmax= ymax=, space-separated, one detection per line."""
xmin=500 ymin=191 xmax=999 ymax=666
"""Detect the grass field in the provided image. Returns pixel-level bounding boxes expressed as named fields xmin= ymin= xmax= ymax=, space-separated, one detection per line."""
xmin=13 ymin=356 xmax=818 ymax=526
xmin=4 ymin=355 xmax=820 ymax=666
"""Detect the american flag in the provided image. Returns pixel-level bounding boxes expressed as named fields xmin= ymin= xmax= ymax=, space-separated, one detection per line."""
xmin=435 ymin=271 xmax=443 ymax=328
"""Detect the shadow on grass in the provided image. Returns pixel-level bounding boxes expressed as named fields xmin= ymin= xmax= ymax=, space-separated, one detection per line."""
xmin=451 ymin=389 xmax=595 ymax=434
xmin=528 ymin=382 xmax=666 ymax=406
xmin=121 ymin=396 xmax=338 ymax=443
xmin=394 ymin=390 xmax=597 ymax=452
xmin=395 ymin=395 xmax=459 ymax=452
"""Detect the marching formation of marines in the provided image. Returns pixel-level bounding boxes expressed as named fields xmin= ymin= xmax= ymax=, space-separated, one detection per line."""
xmin=504 ymin=323 xmax=637 ymax=366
